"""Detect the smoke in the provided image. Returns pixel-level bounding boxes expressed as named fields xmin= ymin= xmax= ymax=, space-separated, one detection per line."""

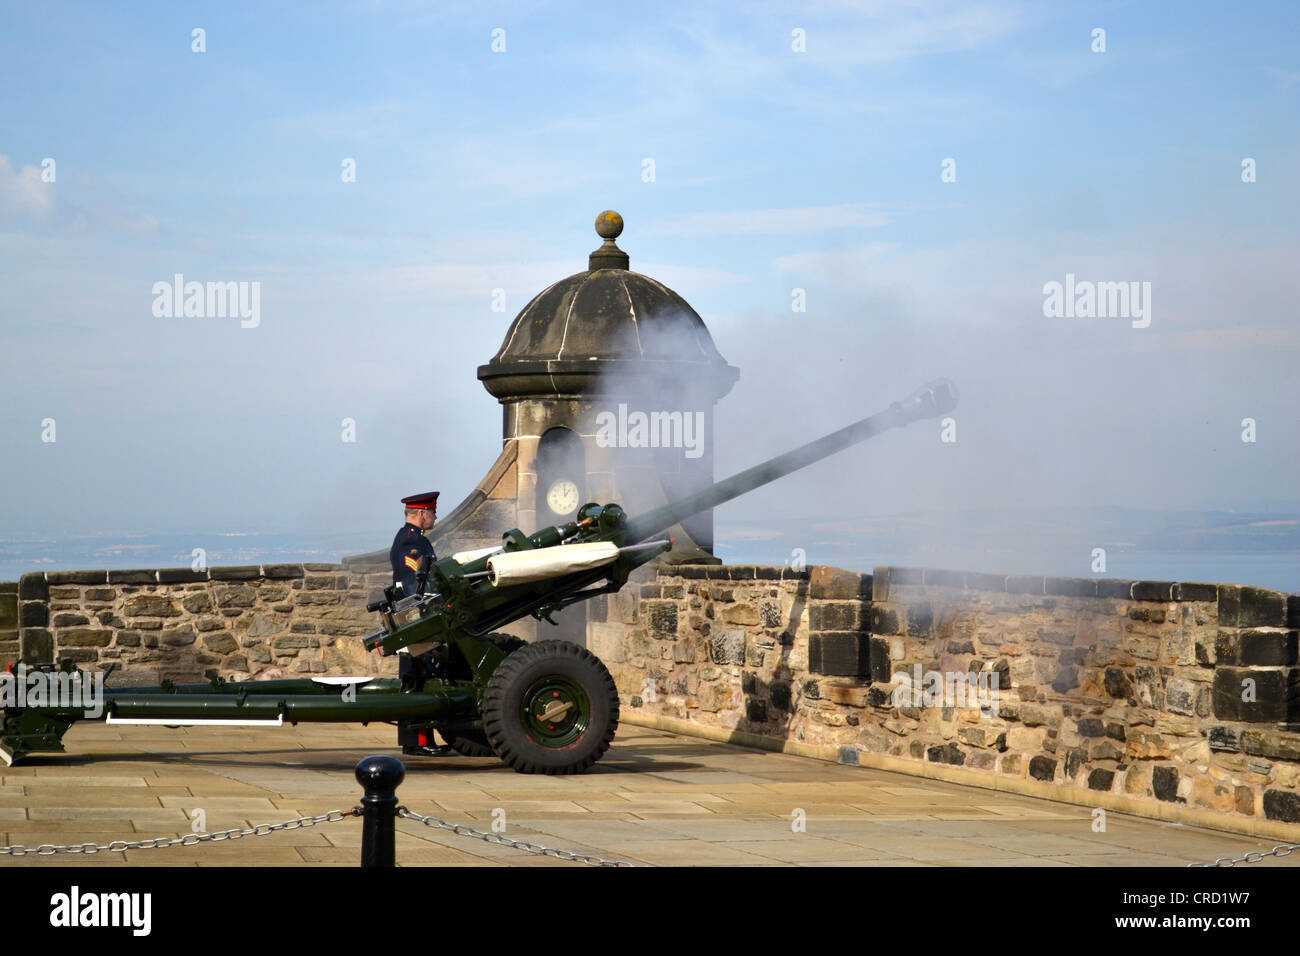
xmin=699 ymin=229 xmax=1300 ymax=587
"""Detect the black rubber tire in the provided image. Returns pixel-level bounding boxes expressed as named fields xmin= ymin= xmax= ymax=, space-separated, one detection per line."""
xmin=442 ymin=633 xmax=528 ymax=757
xmin=443 ymin=728 xmax=494 ymax=757
xmin=482 ymin=640 xmax=619 ymax=775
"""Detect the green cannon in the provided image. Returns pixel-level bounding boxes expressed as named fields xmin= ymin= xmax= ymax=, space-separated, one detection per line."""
xmin=0 ymin=380 xmax=957 ymax=773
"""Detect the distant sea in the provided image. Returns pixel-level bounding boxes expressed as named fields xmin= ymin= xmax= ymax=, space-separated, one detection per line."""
xmin=2 ymin=509 xmax=1297 ymax=595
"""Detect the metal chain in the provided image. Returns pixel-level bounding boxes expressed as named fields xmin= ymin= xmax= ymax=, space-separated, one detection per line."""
xmin=0 ymin=808 xmax=361 ymax=857
xmin=1189 ymin=842 xmax=1300 ymax=867
xmin=397 ymin=806 xmax=637 ymax=867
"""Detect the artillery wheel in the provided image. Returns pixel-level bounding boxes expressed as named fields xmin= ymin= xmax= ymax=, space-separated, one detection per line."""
xmin=442 ymin=633 xmax=527 ymax=757
xmin=482 ymin=640 xmax=619 ymax=774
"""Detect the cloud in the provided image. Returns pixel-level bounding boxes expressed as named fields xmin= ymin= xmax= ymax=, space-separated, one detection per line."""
xmin=0 ymin=155 xmax=160 ymax=239
xmin=0 ymin=155 xmax=56 ymax=223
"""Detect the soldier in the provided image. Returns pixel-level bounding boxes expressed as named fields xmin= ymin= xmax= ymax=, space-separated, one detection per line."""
xmin=389 ymin=491 xmax=456 ymax=757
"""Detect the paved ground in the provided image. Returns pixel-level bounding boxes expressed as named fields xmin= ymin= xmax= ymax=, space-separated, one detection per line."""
xmin=0 ymin=721 xmax=1292 ymax=867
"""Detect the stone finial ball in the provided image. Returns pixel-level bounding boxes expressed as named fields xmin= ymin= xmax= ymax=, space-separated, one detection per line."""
xmin=595 ymin=210 xmax=624 ymax=240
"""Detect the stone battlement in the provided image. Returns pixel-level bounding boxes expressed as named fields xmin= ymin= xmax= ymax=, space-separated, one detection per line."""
xmin=3 ymin=561 xmax=1298 ymax=837
xmin=586 ymin=563 xmax=1300 ymax=837
xmin=4 ymin=564 xmax=395 ymax=686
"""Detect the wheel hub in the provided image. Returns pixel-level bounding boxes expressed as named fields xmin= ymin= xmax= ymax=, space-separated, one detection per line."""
xmin=522 ymin=678 xmax=589 ymax=747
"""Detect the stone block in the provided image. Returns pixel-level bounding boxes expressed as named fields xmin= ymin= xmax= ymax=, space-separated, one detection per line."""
xmin=645 ymin=601 xmax=679 ymax=637
xmin=808 ymin=633 xmax=869 ymax=677
xmin=1096 ymin=579 xmax=1134 ymax=599
xmin=47 ymin=571 xmax=107 ymax=585
xmin=181 ymin=592 xmax=213 ymax=614
xmin=1131 ymin=581 xmax=1173 ymax=602
xmin=1126 ymin=730 xmax=1171 ymax=759
xmin=1028 ymin=756 xmax=1056 ymax=781
xmin=203 ymin=634 xmax=239 ymax=654
xmin=1173 ymin=582 xmax=1218 ymax=603
xmin=1240 ymin=730 xmax=1300 ymax=761
xmin=769 ymin=681 xmax=793 ymax=711
xmin=1152 ymin=766 xmax=1179 ymax=802
xmin=708 ymin=629 xmax=745 ymax=665
xmin=1219 ymin=585 xmax=1288 ymax=628
xmin=1044 ymin=577 xmax=1096 ymax=597
xmin=1165 ymin=678 xmax=1196 ymax=715
xmin=1103 ymin=667 xmax=1134 ymax=698
xmin=246 ymin=616 xmax=285 ymax=638
xmin=157 ymin=568 xmax=207 ymax=584
xmin=106 ymin=570 xmax=157 ymax=584
xmin=1088 ymin=769 xmax=1115 ymax=791
xmin=262 ymin=564 xmax=305 ymax=579
xmin=1239 ymin=629 xmax=1298 ymax=666
xmin=808 ymin=601 xmax=860 ymax=632
xmin=214 ymin=586 xmax=256 ymax=609
xmin=21 ymin=628 xmax=52 ymax=660
xmin=0 ymin=593 xmax=18 ymax=630
xmin=587 ymin=623 xmax=627 ymax=664
xmin=823 ymin=683 xmax=869 ymax=707
xmin=809 ymin=566 xmax=868 ymax=601
xmin=20 ymin=602 xmax=48 ymax=627
xmin=123 ymin=595 xmax=181 ymax=618
xmin=60 ymin=628 xmax=112 ymax=647
xmin=19 ymin=573 xmax=49 ymax=602
xmin=906 ymin=603 xmax=933 ymax=638
xmin=1050 ymin=666 xmax=1079 ymax=694
xmin=870 ymin=605 xmax=901 ymax=635
xmin=1208 ymin=725 xmax=1242 ymax=752
xmin=868 ymin=637 xmax=891 ymax=682
xmin=1263 ymin=789 xmax=1300 ymax=823
xmin=721 ymin=604 xmax=759 ymax=627
xmin=1212 ymin=667 xmax=1299 ymax=722
xmin=927 ymin=743 xmax=965 ymax=765
xmin=1076 ymin=717 xmax=1105 ymax=737
xmin=210 ymin=566 xmax=261 ymax=581
xmin=161 ymin=625 xmax=197 ymax=646
xmin=1007 ymin=726 xmax=1045 ymax=751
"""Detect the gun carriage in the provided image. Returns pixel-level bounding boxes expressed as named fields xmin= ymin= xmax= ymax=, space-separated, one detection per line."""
xmin=0 ymin=381 xmax=957 ymax=773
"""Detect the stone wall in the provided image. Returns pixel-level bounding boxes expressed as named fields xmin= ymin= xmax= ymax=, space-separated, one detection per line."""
xmin=10 ymin=564 xmax=396 ymax=685
xmin=588 ymin=563 xmax=1300 ymax=837
xmin=6 ymin=556 xmax=1299 ymax=837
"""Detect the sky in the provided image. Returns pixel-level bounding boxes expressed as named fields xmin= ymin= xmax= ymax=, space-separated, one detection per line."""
xmin=1 ymin=1 xmax=1297 ymax=566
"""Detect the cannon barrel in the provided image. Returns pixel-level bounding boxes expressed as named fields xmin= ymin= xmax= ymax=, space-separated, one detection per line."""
xmin=624 ymin=379 xmax=958 ymax=544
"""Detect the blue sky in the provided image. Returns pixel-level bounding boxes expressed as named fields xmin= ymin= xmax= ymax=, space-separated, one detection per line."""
xmin=1 ymin=1 xmax=1297 ymax=552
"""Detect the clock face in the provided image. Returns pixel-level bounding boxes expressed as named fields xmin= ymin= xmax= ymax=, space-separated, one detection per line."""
xmin=546 ymin=479 xmax=580 ymax=516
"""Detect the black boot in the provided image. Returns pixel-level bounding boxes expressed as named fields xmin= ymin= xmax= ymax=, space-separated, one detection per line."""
xmin=402 ymin=743 xmax=458 ymax=757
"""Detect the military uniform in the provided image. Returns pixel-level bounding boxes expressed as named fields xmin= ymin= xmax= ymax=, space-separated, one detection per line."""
xmin=389 ymin=521 xmax=436 ymax=597
xmin=388 ymin=492 xmax=450 ymax=756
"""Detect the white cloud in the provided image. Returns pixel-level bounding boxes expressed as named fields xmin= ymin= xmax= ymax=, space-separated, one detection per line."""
xmin=0 ymin=155 xmax=56 ymax=223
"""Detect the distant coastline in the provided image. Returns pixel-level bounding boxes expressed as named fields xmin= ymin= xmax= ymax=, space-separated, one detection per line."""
xmin=2 ymin=509 xmax=1297 ymax=594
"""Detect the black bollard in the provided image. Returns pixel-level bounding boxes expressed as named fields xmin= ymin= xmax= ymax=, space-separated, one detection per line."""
xmin=356 ymin=755 xmax=405 ymax=867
